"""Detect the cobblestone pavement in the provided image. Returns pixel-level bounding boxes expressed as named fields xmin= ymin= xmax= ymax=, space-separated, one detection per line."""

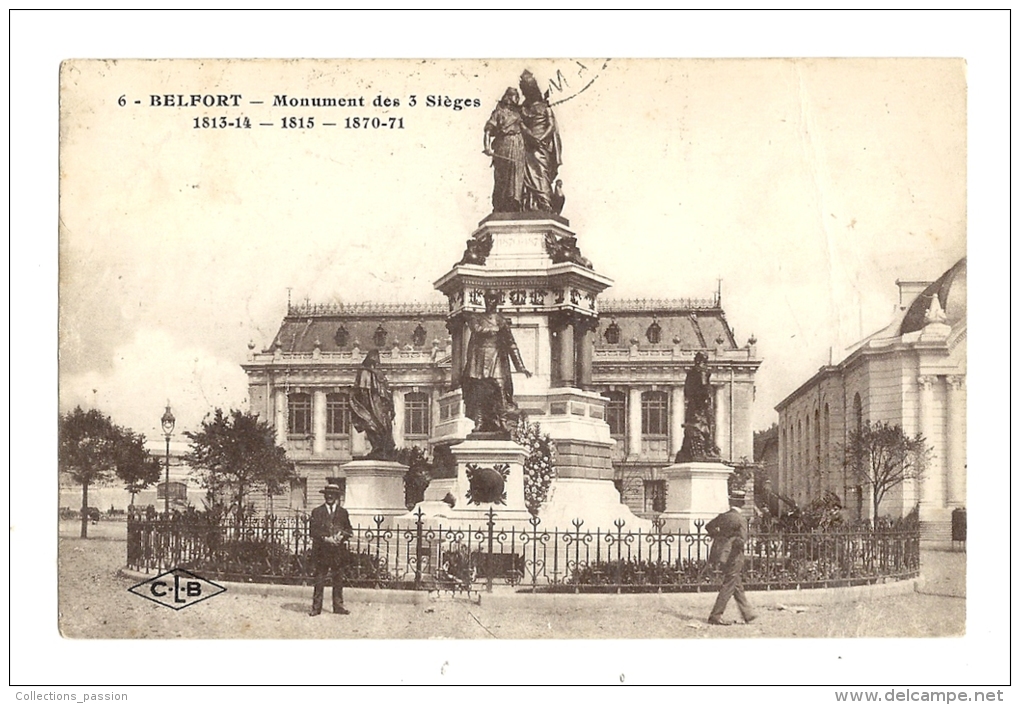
xmin=57 ymin=522 xmax=964 ymax=640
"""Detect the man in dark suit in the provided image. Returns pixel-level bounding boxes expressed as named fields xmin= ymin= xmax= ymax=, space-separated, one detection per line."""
xmin=705 ymin=496 xmax=756 ymax=625
xmin=309 ymin=481 xmax=354 ymax=616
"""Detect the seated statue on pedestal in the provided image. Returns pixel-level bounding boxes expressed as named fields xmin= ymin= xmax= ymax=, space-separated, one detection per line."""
xmin=676 ymin=352 xmax=721 ymax=463
xmin=350 ymin=350 xmax=397 ymax=460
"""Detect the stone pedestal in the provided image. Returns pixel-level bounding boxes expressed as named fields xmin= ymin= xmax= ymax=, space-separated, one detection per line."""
xmin=658 ymin=461 xmax=733 ymax=532
xmin=403 ymin=438 xmax=532 ymax=528
xmin=540 ymin=478 xmax=652 ymax=532
xmin=337 ymin=459 xmax=408 ymax=525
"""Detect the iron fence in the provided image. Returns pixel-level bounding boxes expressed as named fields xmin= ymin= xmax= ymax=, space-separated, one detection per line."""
xmin=126 ymin=509 xmax=919 ymax=593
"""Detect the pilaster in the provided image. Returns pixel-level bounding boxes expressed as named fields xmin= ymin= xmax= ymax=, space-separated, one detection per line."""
xmin=946 ymin=375 xmax=966 ymax=506
xmin=670 ymin=385 xmax=685 ymax=458
xmin=627 ymin=387 xmax=643 ymax=460
xmin=312 ymin=390 xmax=327 ymax=455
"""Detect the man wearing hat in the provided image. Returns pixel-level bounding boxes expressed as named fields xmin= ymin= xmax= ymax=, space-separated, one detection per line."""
xmin=309 ymin=481 xmax=354 ymax=616
xmin=705 ymin=494 xmax=756 ymax=626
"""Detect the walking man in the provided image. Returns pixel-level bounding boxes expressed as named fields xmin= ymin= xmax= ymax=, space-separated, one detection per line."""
xmin=309 ymin=481 xmax=353 ymax=616
xmin=705 ymin=495 xmax=756 ymax=625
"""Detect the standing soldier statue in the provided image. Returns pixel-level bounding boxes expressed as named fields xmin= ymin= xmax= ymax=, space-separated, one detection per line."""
xmin=461 ymin=291 xmax=532 ymax=437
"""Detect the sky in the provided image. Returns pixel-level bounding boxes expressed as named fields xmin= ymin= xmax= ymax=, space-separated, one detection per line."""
xmin=13 ymin=11 xmax=1011 ymax=688
xmin=57 ymin=55 xmax=967 ymax=439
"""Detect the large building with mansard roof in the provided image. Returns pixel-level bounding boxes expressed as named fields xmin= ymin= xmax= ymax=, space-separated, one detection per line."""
xmin=243 ymin=290 xmax=761 ymax=520
xmin=775 ymin=257 xmax=966 ymax=543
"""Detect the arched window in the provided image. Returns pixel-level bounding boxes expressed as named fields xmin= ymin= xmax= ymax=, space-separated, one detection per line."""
xmin=288 ymin=392 xmax=311 ymax=435
xmin=853 ymin=393 xmax=863 ymax=433
xmin=404 ymin=392 xmax=431 ymax=437
xmin=604 ymin=322 xmax=621 ymax=345
xmin=641 ymin=391 xmax=669 ymax=436
xmin=373 ymin=325 xmax=388 ymax=348
xmin=603 ymin=390 xmax=626 ymax=437
xmin=814 ymin=408 xmax=821 ymax=475
xmin=823 ymin=403 xmax=830 ymax=476
xmin=326 ymin=392 xmax=351 ymax=435
xmin=412 ymin=323 xmax=427 ymax=348
xmin=781 ymin=426 xmax=787 ymax=491
xmin=646 ymin=321 xmax=662 ymax=344
xmin=334 ymin=326 xmax=349 ymax=347
xmin=796 ymin=419 xmax=802 ymax=475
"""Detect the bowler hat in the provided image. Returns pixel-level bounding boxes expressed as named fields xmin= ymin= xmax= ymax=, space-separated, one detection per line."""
xmin=320 ymin=481 xmax=343 ymax=495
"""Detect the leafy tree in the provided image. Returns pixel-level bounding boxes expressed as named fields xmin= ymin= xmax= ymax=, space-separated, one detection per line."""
xmin=59 ymin=407 xmax=117 ymax=538
xmin=185 ymin=408 xmax=295 ymax=522
xmin=844 ymin=420 xmax=930 ymax=522
xmin=114 ymin=429 xmax=162 ymax=506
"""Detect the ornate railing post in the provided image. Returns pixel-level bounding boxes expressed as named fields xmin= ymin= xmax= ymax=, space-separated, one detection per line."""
xmin=485 ymin=507 xmax=496 ymax=593
xmin=413 ymin=507 xmax=424 ymax=589
xmin=614 ymin=518 xmax=626 ymax=591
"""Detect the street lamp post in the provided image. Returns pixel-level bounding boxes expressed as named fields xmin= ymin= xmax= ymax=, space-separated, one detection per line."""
xmin=161 ymin=403 xmax=175 ymax=517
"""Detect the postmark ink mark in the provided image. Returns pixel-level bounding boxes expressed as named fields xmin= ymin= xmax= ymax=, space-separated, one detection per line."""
xmin=128 ymin=568 xmax=226 ymax=611
xmin=547 ymin=59 xmax=611 ymax=107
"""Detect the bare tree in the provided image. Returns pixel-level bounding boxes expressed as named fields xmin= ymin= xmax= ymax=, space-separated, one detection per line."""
xmin=844 ymin=420 xmax=930 ymax=522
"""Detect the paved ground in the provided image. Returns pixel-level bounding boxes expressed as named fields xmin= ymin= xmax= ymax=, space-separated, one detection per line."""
xmin=57 ymin=521 xmax=964 ymax=640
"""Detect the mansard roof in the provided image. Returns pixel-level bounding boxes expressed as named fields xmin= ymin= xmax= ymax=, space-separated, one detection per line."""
xmin=597 ymin=298 xmax=737 ymax=350
xmin=269 ymin=301 xmax=448 ymax=354
xmin=268 ymin=296 xmax=738 ymax=354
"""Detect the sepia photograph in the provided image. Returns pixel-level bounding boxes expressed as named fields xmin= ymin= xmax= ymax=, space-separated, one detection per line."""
xmin=11 ymin=9 xmax=1010 ymax=693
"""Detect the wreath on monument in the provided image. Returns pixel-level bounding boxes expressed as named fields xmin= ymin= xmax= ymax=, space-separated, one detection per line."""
xmin=511 ymin=418 xmax=557 ymax=516
xmin=465 ymin=463 xmax=510 ymax=506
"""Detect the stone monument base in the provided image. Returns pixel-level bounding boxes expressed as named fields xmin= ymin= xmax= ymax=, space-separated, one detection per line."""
xmin=537 ymin=478 xmax=652 ymax=532
xmin=337 ymin=459 xmax=408 ymax=526
xmin=658 ymin=461 xmax=733 ymax=533
xmin=399 ymin=438 xmax=533 ymax=529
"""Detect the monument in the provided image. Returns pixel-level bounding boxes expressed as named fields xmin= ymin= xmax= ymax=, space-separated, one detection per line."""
xmin=659 ymin=352 xmax=733 ymax=531
xmin=405 ymin=71 xmax=650 ymax=531
xmin=339 ymin=351 xmax=408 ymax=524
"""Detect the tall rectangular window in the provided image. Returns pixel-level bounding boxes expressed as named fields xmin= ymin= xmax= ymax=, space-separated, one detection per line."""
xmin=604 ymin=391 xmax=626 ymax=437
xmin=326 ymin=392 xmax=351 ymax=435
xmin=288 ymin=392 xmax=311 ymax=435
xmin=641 ymin=391 xmax=668 ymax=436
xmin=643 ymin=479 xmax=666 ymax=513
xmin=404 ymin=392 xmax=430 ymax=437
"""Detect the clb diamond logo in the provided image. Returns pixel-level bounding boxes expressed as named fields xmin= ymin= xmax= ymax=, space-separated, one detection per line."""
xmin=128 ymin=568 xmax=226 ymax=611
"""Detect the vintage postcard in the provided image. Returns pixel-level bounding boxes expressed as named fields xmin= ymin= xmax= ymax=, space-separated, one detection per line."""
xmin=47 ymin=50 xmax=992 ymax=687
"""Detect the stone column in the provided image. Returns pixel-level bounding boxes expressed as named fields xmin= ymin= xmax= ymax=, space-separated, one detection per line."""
xmin=946 ymin=375 xmax=966 ymax=506
xmin=714 ymin=384 xmax=728 ymax=461
xmin=576 ymin=323 xmax=594 ymax=390
xmin=430 ymin=387 xmax=442 ymax=437
xmin=274 ymin=388 xmax=287 ymax=446
xmin=628 ymin=387 xmax=643 ymax=460
xmin=391 ymin=389 xmax=406 ymax=449
xmin=312 ymin=389 xmax=327 ymax=455
xmin=447 ymin=317 xmax=464 ymax=389
xmin=557 ymin=318 xmax=575 ymax=387
xmin=669 ymin=385 xmax=685 ymax=458
xmin=917 ymin=375 xmax=940 ymax=510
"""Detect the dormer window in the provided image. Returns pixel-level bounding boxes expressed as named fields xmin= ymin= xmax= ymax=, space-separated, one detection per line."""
xmin=334 ymin=326 xmax=349 ymax=347
xmin=646 ymin=321 xmax=662 ymax=344
xmin=373 ymin=325 xmax=387 ymax=348
xmin=412 ymin=323 xmax=427 ymax=347
xmin=604 ymin=322 xmax=621 ymax=345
